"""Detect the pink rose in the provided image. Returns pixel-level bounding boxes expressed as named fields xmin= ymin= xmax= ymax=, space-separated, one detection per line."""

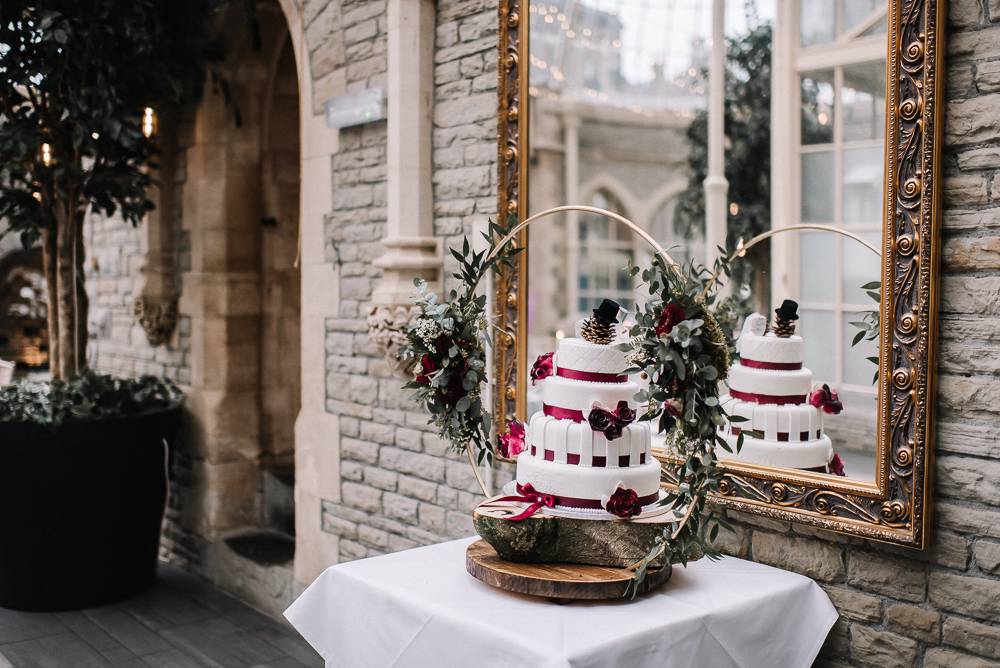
xmin=809 ymin=384 xmax=844 ymax=415
xmin=498 ymin=420 xmax=526 ymax=458
xmin=605 ymin=487 xmax=642 ymax=518
xmin=530 ymin=352 xmax=554 ymax=385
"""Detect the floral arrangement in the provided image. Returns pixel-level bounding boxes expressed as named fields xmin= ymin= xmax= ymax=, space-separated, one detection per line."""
xmin=401 ymin=219 xmax=520 ymax=464
xmin=619 ymin=253 xmax=746 ymax=586
xmin=850 ymin=280 xmax=881 ymax=384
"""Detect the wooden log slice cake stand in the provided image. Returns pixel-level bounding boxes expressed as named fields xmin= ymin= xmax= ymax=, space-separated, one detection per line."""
xmin=465 ymin=496 xmax=683 ymax=601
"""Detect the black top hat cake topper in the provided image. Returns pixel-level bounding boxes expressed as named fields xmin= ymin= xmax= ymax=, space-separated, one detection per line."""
xmin=773 ymin=299 xmax=799 ymax=338
xmin=581 ymin=299 xmax=621 ymax=344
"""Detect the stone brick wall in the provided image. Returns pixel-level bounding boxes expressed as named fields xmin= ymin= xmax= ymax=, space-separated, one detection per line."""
xmin=318 ymin=0 xmax=502 ymax=562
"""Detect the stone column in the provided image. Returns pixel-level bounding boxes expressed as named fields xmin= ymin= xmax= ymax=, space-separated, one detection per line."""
xmin=703 ymin=0 xmax=729 ymax=268
xmin=368 ymin=0 xmax=441 ymax=373
xmin=563 ymin=110 xmax=580 ymax=320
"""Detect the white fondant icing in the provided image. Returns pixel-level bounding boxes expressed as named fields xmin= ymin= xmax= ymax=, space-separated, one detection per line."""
xmin=721 ymin=397 xmax=824 ymax=442
xmin=515 ymin=452 xmax=661 ymax=500
xmin=526 ymin=412 xmax=651 ymax=466
xmin=555 ymin=337 xmax=630 ymax=376
xmin=718 ymin=433 xmax=832 ymax=469
xmin=738 ymin=332 xmax=804 ymax=365
xmin=728 ymin=364 xmax=813 ymax=397
xmin=542 ymin=375 xmax=638 ymax=413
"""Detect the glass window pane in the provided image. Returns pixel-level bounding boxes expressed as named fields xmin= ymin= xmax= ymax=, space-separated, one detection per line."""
xmin=842 ymin=146 xmax=883 ymax=226
xmin=841 ymin=0 xmax=882 ymax=34
xmin=801 ymin=0 xmax=836 ymax=46
xmin=802 ymin=151 xmax=834 ymax=223
xmin=800 ymin=309 xmax=837 ymax=383
xmin=800 ymin=232 xmax=838 ymax=303
xmin=842 ymin=61 xmax=886 ymax=142
xmin=843 ymin=315 xmax=879 ymax=386
xmin=801 ymin=70 xmax=835 ymax=144
xmin=861 ymin=17 xmax=887 ymax=36
xmin=842 ymin=232 xmax=881 ymax=305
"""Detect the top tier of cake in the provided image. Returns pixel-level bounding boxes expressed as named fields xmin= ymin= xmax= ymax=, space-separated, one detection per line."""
xmin=731 ymin=331 xmax=813 ymax=401
xmin=542 ymin=337 xmax=636 ymax=412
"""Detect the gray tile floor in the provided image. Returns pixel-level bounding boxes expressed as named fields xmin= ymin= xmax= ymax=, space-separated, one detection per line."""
xmin=0 ymin=565 xmax=322 ymax=668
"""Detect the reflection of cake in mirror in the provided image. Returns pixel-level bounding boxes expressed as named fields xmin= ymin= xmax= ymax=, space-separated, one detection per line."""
xmin=719 ymin=300 xmax=845 ymax=475
xmin=515 ymin=299 xmax=661 ymax=517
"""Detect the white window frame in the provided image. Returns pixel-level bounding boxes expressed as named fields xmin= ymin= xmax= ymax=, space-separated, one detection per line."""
xmin=771 ymin=0 xmax=887 ymax=397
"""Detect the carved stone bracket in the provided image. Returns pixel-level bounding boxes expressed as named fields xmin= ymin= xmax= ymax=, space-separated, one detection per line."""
xmin=367 ymin=302 xmax=418 ymax=376
xmin=134 ymin=292 xmax=179 ymax=347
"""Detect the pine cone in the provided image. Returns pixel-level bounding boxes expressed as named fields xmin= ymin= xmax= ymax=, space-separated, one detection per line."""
xmin=773 ymin=316 xmax=796 ymax=338
xmin=581 ymin=316 xmax=616 ymax=344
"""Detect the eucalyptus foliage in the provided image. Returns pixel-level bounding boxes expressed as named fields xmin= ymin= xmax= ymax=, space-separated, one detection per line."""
xmin=621 ymin=251 xmax=748 ymax=592
xmin=0 ymin=370 xmax=181 ymax=428
xmin=401 ymin=218 xmax=520 ymax=463
xmin=850 ymin=280 xmax=881 ymax=384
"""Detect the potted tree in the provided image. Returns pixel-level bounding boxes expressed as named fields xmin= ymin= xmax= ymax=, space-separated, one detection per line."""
xmin=0 ymin=0 xmax=223 ymax=611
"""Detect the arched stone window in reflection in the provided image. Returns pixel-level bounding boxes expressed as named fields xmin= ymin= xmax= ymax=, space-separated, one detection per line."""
xmin=650 ymin=195 xmax=704 ymax=267
xmin=575 ymin=190 xmax=635 ymax=318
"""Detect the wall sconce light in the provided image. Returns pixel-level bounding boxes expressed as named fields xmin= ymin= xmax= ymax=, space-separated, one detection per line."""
xmin=141 ymin=107 xmax=157 ymax=138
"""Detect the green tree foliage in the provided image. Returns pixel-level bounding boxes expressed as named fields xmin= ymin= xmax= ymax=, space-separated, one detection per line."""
xmin=0 ymin=1 xmax=234 ymax=378
xmin=673 ymin=22 xmax=772 ymax=298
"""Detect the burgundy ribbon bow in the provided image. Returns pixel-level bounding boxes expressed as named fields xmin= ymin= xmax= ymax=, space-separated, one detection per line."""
xmin=587 ymin=401 xmax=636 ymax=441
xmin=491 ymin=483 xmax=555 ymax=521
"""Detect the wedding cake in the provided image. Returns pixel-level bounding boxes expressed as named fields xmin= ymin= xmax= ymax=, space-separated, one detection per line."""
xmin=719 ymin=300 xmax=840 ymax=472
xmin=514 ymin=300 xmax=661 ymax=518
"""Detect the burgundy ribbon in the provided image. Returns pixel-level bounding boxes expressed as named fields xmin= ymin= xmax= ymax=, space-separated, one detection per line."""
xmin=730 ymin=389 xmax=807 ymax=405
xmin=492 ymin=483 xmax=658 ymax=520
xmin=556 ymin=367 xmax=628 ymax=383
xmin=543 ymin=404 xmax=585 ymax=422
xmin=491 ymin=483 xmax=556 ymax=521
xmin=740 ymin=358 xmax=802 ymax=371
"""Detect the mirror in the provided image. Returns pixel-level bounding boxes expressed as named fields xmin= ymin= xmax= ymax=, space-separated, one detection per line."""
xmin=496 ymin=0 xmax=945 ymax=547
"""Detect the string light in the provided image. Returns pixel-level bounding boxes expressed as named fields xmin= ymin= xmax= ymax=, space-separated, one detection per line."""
xmin=40 ymin=142 xmax=52 ymax=167
xmin=32 ymin=191 xmax=42 ymax=202
xmin=91 ymin=132 xmax=100 ymax=140
xmin=729 ymin=202 xmax=740 ymax=215
xmin=141 ymin=107 xmax=157 ymax=138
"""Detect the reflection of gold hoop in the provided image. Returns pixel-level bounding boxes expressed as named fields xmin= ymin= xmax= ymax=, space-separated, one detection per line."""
xmin=487 ymin=205 xmax=677 ymax=266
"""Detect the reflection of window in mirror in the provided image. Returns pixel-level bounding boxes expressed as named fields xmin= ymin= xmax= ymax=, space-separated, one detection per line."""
xmin=770 ymin=0 xmax=887 ymax=480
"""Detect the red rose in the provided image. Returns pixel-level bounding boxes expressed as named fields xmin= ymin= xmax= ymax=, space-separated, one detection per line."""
xmin=530 ymin=352 xmax=554 ymax=385
xmin=498 ymin=420 xmax=526 ymax=458
xmin=664 ymin=398 xmax=684 ymax=418
xmin=828 ymin=452 xmax=846 ymax=477
xmin=614 ymin=401 xmax=636 ymax=424
xmin=415 ymin=354 xmax=436 ymax=384
xmin=809 ymin=384 xmax=844 ymax=415
xmin=605 ymin=487 xmax=642 ymax=518
xmin=655 ymin=303 xmax=686 ymax=337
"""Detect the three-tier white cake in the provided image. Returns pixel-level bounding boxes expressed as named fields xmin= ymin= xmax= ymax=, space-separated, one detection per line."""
xmin=719 ymin=309 xmax=834 ymax=471
xmin=515 ymin=303 xmax=661 ymax=516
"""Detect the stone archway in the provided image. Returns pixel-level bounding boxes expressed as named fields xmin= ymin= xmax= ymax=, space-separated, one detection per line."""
xmin=174 ymin=0 xmax=304 ymax=615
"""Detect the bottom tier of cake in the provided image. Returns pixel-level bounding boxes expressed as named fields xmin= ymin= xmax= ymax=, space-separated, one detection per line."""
xmin=719 ymin=432 xmax=832 ymax=469
xmin=515 ymin=452 xmax=662 ymax=508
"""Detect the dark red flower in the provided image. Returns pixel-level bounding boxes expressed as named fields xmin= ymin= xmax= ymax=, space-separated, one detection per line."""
xmin=588 ymin=407 xmax=615 ymax=433
xmin=828 ymin=452 xmax=846 ymax=477
xmin=604 ymin=421 xmax=623 ymax=440
xmin=415 ymin=354 xmax=437 ymax=384
xmin=664 ymin=398 xmax=684 ymax=418
xmin=615 ymin=401 xmax=636 ymax=424
xmin=498 ymin=420 xmax=526 ymax=458
xmin=530 ymin=352 xmax=554 ymax=385
xmin=605 ymin=487 xmax=642 ymax=518
xmin=655 ymin=303 xmax=686 ymax=337
xmin=809 ymin=384 xmax=844 ymax=415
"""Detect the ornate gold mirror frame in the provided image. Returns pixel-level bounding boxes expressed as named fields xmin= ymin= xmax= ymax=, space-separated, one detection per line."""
xmin=494 ymin=0 xmax=945 ymax=548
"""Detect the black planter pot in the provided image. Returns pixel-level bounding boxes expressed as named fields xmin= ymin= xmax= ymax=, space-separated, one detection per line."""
xmin=0 ymin=406 xmax=179 ymax=611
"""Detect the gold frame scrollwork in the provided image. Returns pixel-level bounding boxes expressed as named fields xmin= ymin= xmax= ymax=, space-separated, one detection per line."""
xmin=494 ymin=0 xmax=945 ymax=548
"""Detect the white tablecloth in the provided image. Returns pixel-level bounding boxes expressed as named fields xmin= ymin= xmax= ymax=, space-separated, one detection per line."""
xmin=285 ymin=537 xmax=837 ymax=668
